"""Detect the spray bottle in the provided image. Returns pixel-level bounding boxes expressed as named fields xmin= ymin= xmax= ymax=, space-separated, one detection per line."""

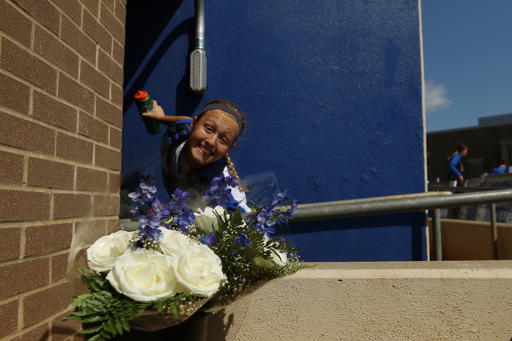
xmin=134 ymin=90 xmax=162 ymax=135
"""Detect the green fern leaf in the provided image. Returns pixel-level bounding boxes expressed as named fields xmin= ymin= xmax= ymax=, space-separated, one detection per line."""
xmin=68 ymin=293 xmax=94 ymax=308
xmin=100 ymin=329 xmax=112 ymax=340
xmin=87 ymin=334 xmax=100 ymax=341
xmin=60 ymin=315 xmax=80 ymax=322
xmin=122 ymin=319 xmax=130 ymax=332
xmin=103 ymin=318 xmax=117 ymax=334
xmin=79 ymin=325 xmax=102 ymax=334
xmin=87 ymin=279 xmax=101 ymax=292
xmin=115 ymin=319 xmax=124 ymax=335
xmin=94 ymin=292 xmax=110 ymax=304
xmin=73 ymin=310 xmax=96 ymax=318
xmin=79 ymin=315 xmax=104 ymax=324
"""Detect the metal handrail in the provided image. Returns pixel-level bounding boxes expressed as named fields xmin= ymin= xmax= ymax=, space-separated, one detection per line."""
xmin=292 ymin=188 xmax=512 ymax=261
xmin=293 ymin=188 xmax=512 ymax=222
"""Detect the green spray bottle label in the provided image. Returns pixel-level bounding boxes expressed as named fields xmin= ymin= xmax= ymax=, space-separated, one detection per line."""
xmin=134 ymin=90 xmax=162 ymax=135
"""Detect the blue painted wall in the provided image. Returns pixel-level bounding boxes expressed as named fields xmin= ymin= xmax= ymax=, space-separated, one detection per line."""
xmin=122 ymin=0 xmax=427 ymax=261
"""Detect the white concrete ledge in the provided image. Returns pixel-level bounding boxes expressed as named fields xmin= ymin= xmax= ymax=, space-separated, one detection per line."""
xmin=207 ymin=261 xmax=512 ymax=340
xmin=293 ymin=261 xmax=512 ymax=278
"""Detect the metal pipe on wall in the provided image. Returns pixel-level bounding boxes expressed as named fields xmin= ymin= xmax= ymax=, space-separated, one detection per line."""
xmin=194 ymin=0 xmax=205 ymax=49
xmin=292 ymin=189 xmax=512 ymax=222
xmin=190 ymin=0 xmax=207 ymax=94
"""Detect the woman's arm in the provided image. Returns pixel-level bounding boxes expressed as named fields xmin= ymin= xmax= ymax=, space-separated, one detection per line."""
xmin=142 ymin=100 xmax=190 ymax=126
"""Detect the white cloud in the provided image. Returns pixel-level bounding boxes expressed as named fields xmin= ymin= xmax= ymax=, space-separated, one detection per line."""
xmin=425 ymin=80 xmax=450 ymax=114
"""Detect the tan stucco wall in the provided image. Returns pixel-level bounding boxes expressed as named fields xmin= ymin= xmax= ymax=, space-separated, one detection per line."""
xmin=206 ymin=261 xmax=512 ymax=340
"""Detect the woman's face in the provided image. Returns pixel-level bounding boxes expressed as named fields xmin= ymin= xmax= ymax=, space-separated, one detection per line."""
xmin=184 ymin=110 xmax=239 ymax=169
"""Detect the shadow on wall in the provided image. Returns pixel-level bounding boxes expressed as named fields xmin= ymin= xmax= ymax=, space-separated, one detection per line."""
xmin=108 ymin=311 xmax=234 ymax=341
xmin=123 ymin=0 xmax=202 ymax=117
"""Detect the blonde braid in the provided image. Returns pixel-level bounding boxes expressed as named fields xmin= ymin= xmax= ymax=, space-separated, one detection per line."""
xmin=225 ymin=153 xmax=248 ymax=192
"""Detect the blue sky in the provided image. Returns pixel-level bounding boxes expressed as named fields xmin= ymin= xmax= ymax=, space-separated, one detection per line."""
xmin=421 ymin=1 xmax=512 ymax=132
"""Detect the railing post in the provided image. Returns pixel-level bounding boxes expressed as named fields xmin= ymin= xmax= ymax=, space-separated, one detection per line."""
xmin=490 ymin=203 xmax=498 ymax=260
xmin=432 ymin=209 xmax=442 ymax=261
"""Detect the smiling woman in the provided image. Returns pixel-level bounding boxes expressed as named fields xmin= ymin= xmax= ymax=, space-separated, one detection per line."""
xmin=142 ymin=100 xmax=249 ymax=211
xmin=184 ymin=109 xmax=240 ymax=169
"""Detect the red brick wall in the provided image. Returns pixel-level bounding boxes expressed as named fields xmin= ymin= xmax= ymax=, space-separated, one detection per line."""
xmin=0 ymin=0 xmax=126 ymax=339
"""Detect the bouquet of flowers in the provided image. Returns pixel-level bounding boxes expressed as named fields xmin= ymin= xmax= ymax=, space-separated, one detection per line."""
xmin=63 ymin=174 xmax=305 ymax=340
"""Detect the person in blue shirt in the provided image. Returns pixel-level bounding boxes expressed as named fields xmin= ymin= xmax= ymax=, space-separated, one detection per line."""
xmin=491 ymin=157 xmax=507 ymax=174
xmin=448 ymin=144 xmax=468 ymax=182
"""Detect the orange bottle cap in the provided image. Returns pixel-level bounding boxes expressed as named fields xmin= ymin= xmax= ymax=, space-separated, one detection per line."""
xmin=134 ymin=90 xmax=148 ymax=100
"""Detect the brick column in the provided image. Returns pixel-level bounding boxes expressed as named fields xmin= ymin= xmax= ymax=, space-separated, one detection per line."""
xmin=0 ymin=0 xmax=126 ymax=339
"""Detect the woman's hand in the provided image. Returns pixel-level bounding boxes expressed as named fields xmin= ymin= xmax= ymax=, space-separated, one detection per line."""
xmin=141 ymin=100 xmax=190 ymax=126
xmin=142 ymin=100 xmax=166 ymax=122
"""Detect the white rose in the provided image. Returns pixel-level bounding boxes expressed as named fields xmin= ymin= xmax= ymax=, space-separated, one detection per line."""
xmin=253 ymin=236 xmax=288 ymax=268
xmin=254 ymin=251 xmax=288 ymax=268
xmin=159 ymin=228 xmax=193 ymax=257
xmin=87 ymin=230 xmax=133 ymax=272
xmin=194 ymin=206 xmax=225 ymax=233
xmin=271 ymin=249 xmax=288 ymax=266
xmin=173 ymin=242 xmax=226 ymax=297
xmin=106 ymin=248 xmax=178 ymax=302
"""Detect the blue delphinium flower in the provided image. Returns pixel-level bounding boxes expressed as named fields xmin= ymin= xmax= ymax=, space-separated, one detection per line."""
xmin=139 ymin=223 xmax=163 ymax=243
xmin=291 ymin=199 xmax=300 ymax=213
xmin=257 ymin=225 xmax=275 ymax=238
xmin=203 ymin=174 xmax=240 ymax=212
xmin=209 ymin=173 xmax=239 ymax=192
xmin=175 ymin=209 xmax=196 ymax=233
xmin=200 ymin=232 xmax=218 ymax=247
xmin=254 ymin=206 xmax=276 ymax=237
xmin=170 ymin=188 xmax=190 ymax=213
xmin=246 ymin=191 xmax=301 ymax=238
xmin=234 ymin=230 xmax=250 ymax=249
xmin=275 ymin=210 xmax=292 ymax=225
xmin=128 ymin=190 xmax=143 ymax=204
xmin=128 ymin=175 xmax=170 ymax=246
xmin=130 ymin=205 xmax=142 ymax=217
xmin=138 ymin=212 xmax=162 ymax=242
xmin=272 ymin=190 xmax=291 ymax=206
xmin=273 ymin=199 xmax=301 ymax=226
xmin=129 ymin=180 xmax=158 ymax=206
xmin=160 ymin=203 xmax=172 ymax=220
xmin=225 ymin=175 xmax=239 ymax=188
xmin=140 ymin=181 xmax=156 ymax=192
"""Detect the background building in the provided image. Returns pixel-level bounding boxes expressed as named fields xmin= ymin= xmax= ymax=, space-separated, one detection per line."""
xmin=428 ymin=113 xmax=512 ymax=182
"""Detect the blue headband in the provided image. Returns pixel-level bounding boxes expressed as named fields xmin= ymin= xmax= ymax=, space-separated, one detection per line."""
xmin=198 ymin=104 xmax=243 ymax=136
